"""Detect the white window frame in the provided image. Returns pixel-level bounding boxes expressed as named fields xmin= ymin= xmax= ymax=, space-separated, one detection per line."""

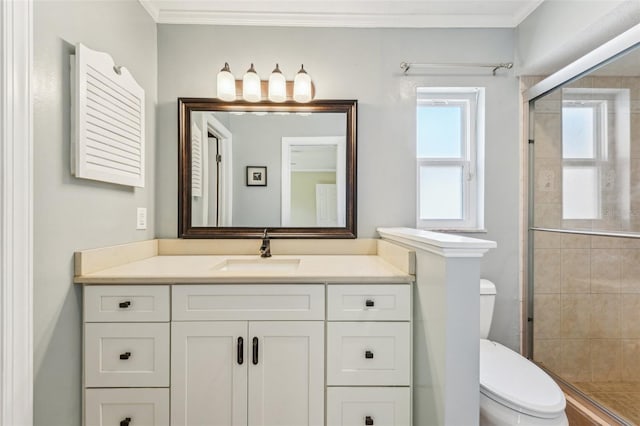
xmin=416 ymin=87 xmax=485 ymax=231
xmin=561 ymin=98 xmax=608 ymax=220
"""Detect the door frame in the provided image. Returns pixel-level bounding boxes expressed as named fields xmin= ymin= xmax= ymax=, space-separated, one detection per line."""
xmin=281 ymin=136 xmax=346 ymax=227
xmin=0 ymin=1 xmax=34 ymax=425
xmin=206 ymin=114 xmax=233 ymax=227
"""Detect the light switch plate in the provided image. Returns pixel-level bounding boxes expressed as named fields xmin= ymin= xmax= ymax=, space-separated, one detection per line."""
xmin=136 ymin=207 xmax=147 ymax=230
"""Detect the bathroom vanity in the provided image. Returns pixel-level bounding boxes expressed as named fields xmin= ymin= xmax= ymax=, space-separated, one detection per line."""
xmin=75 ymin=238 xmax=414 ymax=426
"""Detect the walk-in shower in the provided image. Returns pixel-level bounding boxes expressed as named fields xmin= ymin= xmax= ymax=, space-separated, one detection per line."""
xmin=527 ymin=26 xmax=640 ymax=425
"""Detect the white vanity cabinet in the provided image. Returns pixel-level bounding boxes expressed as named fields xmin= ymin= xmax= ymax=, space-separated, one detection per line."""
xmin=171 ymin=285 xmax=325 ymax=426
xmin=82 ymin=282 xmax=411 ymax=426
xmin=326 ymin=284 xmax=412 ymax=426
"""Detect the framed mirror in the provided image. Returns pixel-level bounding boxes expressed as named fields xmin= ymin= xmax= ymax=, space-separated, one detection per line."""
xmin=178 ymin=98 xmax=357 ymax=238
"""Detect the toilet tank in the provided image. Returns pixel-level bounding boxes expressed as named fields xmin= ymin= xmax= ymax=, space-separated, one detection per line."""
xmin=480 ymin=279 xmax=497 ymax=339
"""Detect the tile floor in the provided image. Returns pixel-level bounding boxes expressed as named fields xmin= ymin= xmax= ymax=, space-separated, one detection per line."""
xmin=573 ymin=381 xmax=640 ymax=425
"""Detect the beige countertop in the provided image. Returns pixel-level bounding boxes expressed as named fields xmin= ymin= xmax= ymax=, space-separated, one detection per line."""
xmin=75 ymin=255 xmax=413 ymax=284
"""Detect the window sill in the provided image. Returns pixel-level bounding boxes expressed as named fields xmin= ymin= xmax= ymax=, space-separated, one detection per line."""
xmin=423 ymin=228 xmax=488 ymax=234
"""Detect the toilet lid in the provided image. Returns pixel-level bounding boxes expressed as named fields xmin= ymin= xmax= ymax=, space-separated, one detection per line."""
xmin=480 ymin=339 xmax=566 ymax=419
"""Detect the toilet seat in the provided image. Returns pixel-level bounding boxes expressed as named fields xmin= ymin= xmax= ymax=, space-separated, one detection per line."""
xmin=480 ymin=339 xmax=565 ymax=419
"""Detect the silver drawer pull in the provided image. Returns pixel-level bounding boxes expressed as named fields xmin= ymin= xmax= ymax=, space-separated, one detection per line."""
xmin=365 ymin=350 xmax=374 ymax=359
xmin=365 ymin=299 xmax=375 ymax=307
xmin=119 ymin=352 xmax=131 ymax=360
xmin=119 ymin=301 xmax=131 ymax=309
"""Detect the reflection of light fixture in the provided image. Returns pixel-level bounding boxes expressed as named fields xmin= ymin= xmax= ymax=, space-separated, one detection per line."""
xmin=215 ymin=62 xmax=314 ymax=102
xmin=268 ymin=64 xmax=286 ymax=103
xmin=243 ymin=63 xmax=261 ymax=102
xmin=293 ymin=65 xmax=312 ymax=103
xmin=216 ymin=62 xmax=236 ymax=101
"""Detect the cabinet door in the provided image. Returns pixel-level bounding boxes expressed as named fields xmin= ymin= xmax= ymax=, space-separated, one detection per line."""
xmin=171 ymin=322 xmax=247 ymax=426
xmin=248 ymin=321 xmax=324 ymax=426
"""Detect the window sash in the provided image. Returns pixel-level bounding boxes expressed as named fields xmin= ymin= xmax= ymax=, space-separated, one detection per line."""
xmin=417 ymin=100 xmax=470 ymax=160
xmin=416 ymin=88 xmax=481 ymax=230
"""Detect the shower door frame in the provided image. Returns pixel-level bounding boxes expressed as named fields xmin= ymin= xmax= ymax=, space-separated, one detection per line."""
xmin=524 ymin=22 xmax=640 ymax=426
xmin=524 ymin=22 xmax=640 ymax=360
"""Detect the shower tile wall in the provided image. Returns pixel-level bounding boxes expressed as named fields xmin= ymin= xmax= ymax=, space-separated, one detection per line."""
xmin=533 ymin=231 xmax=640 ymax=383
xmin=533 ymin=76 xmax=640 ymax=385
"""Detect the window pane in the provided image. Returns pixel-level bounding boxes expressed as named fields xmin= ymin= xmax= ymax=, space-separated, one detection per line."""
xmin=419 ymin=165 xmax=463 ymax=220
xmin=562 ymin=166 xmax=598 ymax=219
xmin=562 ymin=106 xmax=594 ymax=158
xmin=417 ymin=105 xmax=462 ymax=158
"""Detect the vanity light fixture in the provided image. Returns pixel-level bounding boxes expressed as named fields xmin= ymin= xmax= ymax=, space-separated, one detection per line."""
xmin=293 ymin=64 xmax=312 ymax=103
xmin=242 ymin=63 xmax=261 ymax=102
xmin=215 ymin=62 xmax=315 ymax=102
xmin=216 ymin=62 xmax=236 ymax=102
xmin=268 ymin=64 xmax=287 ymax=103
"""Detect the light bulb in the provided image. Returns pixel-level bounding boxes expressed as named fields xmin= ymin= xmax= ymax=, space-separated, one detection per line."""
xmin=242 ymin=63 xmax=261 ymax=102
xmin=293 ymin=64 xmax=312 ymax=103
xmin=268 ymin=64 xmax=286 ymax=103
xmin=216 ymin=62 xmax=236 ymax=101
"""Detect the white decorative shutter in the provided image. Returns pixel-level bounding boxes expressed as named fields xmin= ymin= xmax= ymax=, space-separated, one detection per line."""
xmin=70 ymin=43 xmax=145 ymax=187
xmin=191 ymin=122 xmax=203 ymax=197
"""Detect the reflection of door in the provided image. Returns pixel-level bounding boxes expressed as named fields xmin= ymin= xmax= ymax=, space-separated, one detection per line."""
xmin=281 ymin=136 xmax=346 ymax=227
xmin=206 ymin=115 xmax=233 ymax=226
xmin=315 ymin=184 xmax=337 ymax=226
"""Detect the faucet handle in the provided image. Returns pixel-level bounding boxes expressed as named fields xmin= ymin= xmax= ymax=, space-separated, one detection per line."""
xmin=262 ymin=228 xmax=269 ymax=239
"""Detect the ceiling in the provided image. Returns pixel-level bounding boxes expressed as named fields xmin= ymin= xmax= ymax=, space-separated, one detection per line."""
xmin=139 ymin=0 xmax=545 ymax=28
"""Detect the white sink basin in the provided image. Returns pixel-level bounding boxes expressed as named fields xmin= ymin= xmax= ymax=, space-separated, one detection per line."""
xmin=214 ymin=258 xmax=301 ymax=272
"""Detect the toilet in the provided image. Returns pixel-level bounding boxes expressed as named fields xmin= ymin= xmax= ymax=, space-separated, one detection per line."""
xmin=480 ymin=279 xmax=568 ymax=425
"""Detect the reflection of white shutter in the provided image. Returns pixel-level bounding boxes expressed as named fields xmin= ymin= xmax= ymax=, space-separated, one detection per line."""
xmin=191 ymin=123 xmax=202 ymax=197
xmin=70 ymin=43 xmax=145 ymax=187
xmin=316 ymin=184 xmax=338 ymax=226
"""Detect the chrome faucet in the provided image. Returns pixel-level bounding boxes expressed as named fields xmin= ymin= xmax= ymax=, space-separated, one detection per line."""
xmin=259 ymin=228 xmax=271 ymax=258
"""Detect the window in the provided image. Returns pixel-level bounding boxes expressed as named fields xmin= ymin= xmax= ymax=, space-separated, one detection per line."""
xmin=561 ymin=99 xmax=607 ymax=220
xmin=416 ymin=88 xmax=485 ymax=230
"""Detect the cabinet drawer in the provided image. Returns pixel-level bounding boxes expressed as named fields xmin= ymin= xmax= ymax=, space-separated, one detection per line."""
xmin=327 ymin=387 xmax=410 ymax=426
xmin=85 ymin=388 xmax=169 ymax=426
xmin=172 ymin=285 xmax=325 ymax=320
xmin=327 ymin=322 xmax=410 ymax=386
xmin=84 ymin=285 xmax=169 ymax=322
xmin=328 ymin=285 xmax=410 ymax=321
xmin=85 ymin=323 xmax=169 ymax=387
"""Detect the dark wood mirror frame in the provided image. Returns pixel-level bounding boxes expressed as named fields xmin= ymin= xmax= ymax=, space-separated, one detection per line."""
xmin=178 ymin=98 xmax=357 ymax=238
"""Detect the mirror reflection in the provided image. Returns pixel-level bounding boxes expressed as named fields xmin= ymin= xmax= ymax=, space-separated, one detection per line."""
xmin=531 ymin=45 xmax=640 ymax=233
xmin=179 ymin=99 xmax=357 ymax=238
xmin=191 ymin=111 xmax=346 ymax=228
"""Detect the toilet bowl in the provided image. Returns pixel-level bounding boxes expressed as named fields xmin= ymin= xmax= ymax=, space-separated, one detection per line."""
xmin=480 ymin=279 xmax=568 ymax=426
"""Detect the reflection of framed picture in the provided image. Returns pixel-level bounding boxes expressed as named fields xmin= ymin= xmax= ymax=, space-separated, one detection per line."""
xmin=246 ymin=166 xmax=267 ymax=186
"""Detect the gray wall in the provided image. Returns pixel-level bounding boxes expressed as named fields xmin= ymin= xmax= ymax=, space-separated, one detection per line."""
xmin=516 ymin=0 xmax=640 ymax=74
xmin=33 ymin=1 xmax=157 ymax=425
xmin=156 ymin=25 xmax=521 ymax=350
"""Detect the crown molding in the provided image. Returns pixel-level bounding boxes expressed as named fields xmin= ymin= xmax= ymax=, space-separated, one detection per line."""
xmin=152 ymin=10 xmax=520 ymax=28
xmin=139 ymin=0 xmax=160 ymax=22
xmin=138 ymin=0 xmax=544 ymax=28
xmin=510 ymin=0 xmax=545 ymax=27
